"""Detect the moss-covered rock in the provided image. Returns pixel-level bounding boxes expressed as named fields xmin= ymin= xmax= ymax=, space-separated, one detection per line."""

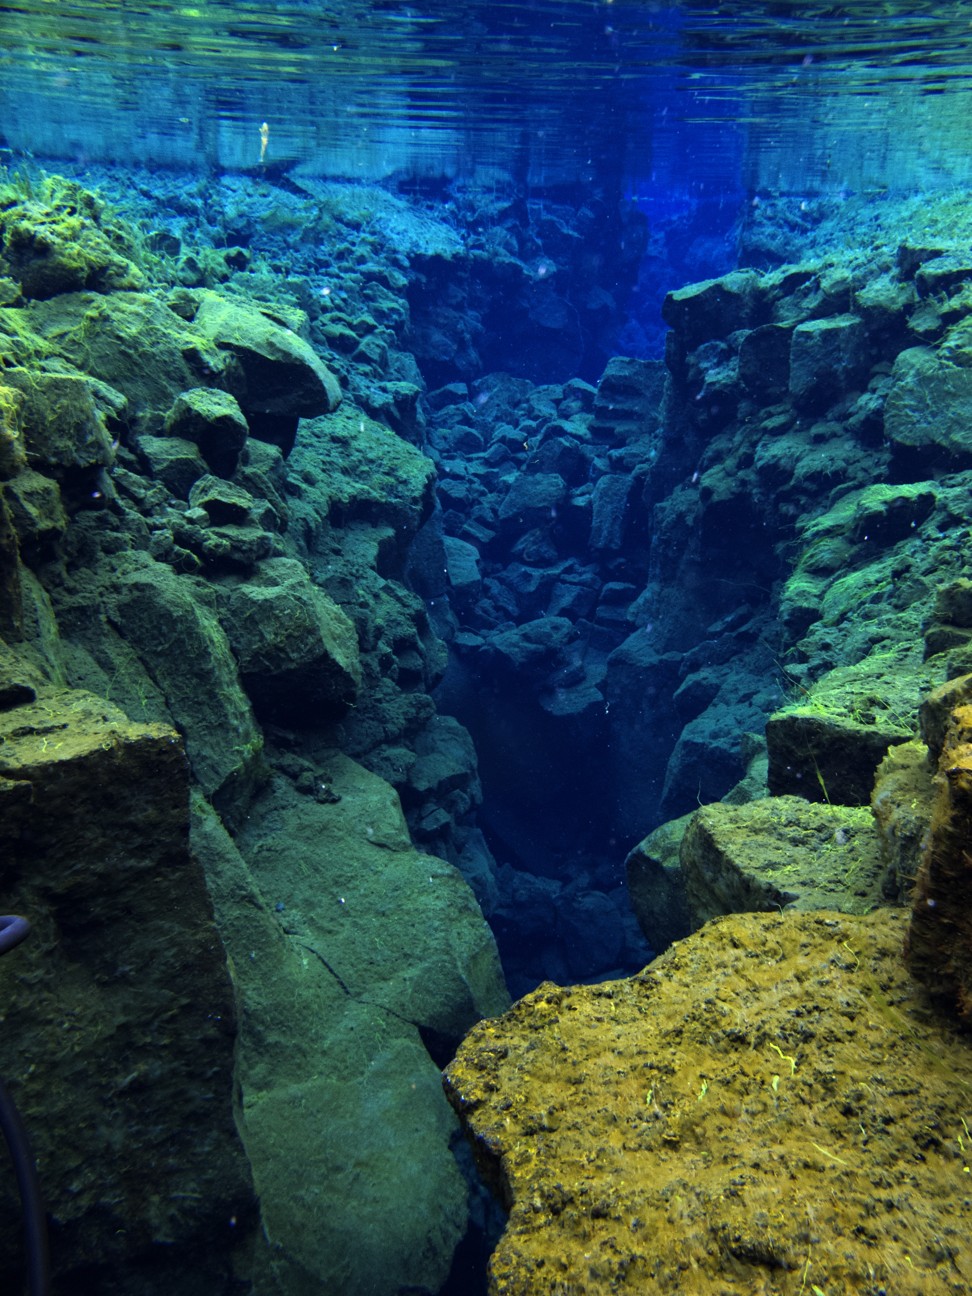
xmin=216 ymin=556 xmax=361 ymax=725
xmin=680 ymin=796 xmax=886 ymax=926
xmin=2 ymin=366 xmax=123 ymax=471
xmin=885 ymin=345 xmax=972 ymax=469
xmin=788 ymin=312 xmax=869 ymax=410
xmin=0 ymin=177 xmax=144 ymax=298
xmin=104 ymin=553 xmax=264 ymax=816
xmin=195 ymin=757 xmax=509 ymax=1296
xmin=0 ymin=684 xmax=253 ymax=1288
xmin=24 ymin=290 xmax=230 ymax=434
xmin=135 ymin=433 xmax=207 ymax=498
xmin=767 ymin=644 xmax=938 ymax=805
xmin=624 ymin=813 xmax=693 ymax=954
xmin=2 ymin=467 xmax=68 ymax=554
xmin=163 ymin=386 xmax=249 ymax=478
xmin=871 ymin=737 xmax=935 ymax=903
xmin=445 ymin=908 xmax=972 ymax=1296
xmin=290 ymin=406 xmax=436 ymax=548
xmin=189 ymin=289 xmax=342 ymax=418
xmin=909 ymin=686 xmax=972 ymax=1021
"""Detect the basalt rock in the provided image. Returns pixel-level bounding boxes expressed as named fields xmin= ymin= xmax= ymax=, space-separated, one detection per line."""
xmin=908 ymin=676 xmax=972 ymax=1018
xmin=0 ymin=684 xmax=253 ymax=1290
xmin=445 ymin=908 xmax=972 ymax=1296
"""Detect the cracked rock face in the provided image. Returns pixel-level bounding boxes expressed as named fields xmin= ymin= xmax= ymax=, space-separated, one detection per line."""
xmin=445 ymin=908 xmax=972 ymax=1296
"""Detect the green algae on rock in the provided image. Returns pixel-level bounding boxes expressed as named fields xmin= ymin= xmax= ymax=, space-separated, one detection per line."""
xmin=680 ymin=796 xmax=886 ymax=925
xmin=0 ymin=682 xmax=252 ymax=1288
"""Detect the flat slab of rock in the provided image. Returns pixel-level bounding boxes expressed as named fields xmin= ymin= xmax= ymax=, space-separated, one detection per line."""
xmin=680 ymin=795 xmax=886 ymax=925
xmin=767 ymin=648 xmax=934 ymax=804
xmin=445 ymin=908 xmax=972 ymax=1296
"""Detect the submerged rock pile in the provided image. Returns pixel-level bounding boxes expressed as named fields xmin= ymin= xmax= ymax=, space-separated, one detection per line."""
xmin=0 ymin=172 xmax=509 ymax=1295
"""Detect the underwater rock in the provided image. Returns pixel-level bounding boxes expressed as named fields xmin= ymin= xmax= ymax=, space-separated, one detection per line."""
xmin=923 ymin=576 xmax=972 ymax=659
xmin=624 ymin=813 xmax=693 ymax=954
xmin=589 ymin=472 xmax=635 ymax=552
xmin=496 ymin=470 xmax=567 ymax=532
xmin=766 ymin=647 xmax=934 ymax=805
xmin=0 ymin=493 xmax=20 ymax=639
xmin=908 ymin=675 xmax=972 ymax=1018
xmin=0 ymin=685 xmax=251 ymax=1288
xmin=556 ymin=888 xmax=625 ymax=979
xmin=175 ymin=474 xmax=277 ymax=571
xmin=737 ymin=321 xmax=791 ymax=399
xmin=486 ymin=615 xmax=575 ymax=676
xmin=216 ymin=556 xmax=361 ymax=725
xmin=199 ymin=759 xmax=508 ymax=1296
xmin=289 ymin=406 xmax=436 ymax=551
xmin=0 ymin=383 xmax=26 ymax=479
xmin=871 ymin=737 xmax=935 ymax=903
xmin=25 ymin=291 xmax=231 ymax=434
xmin=884 ymin=345 xmax=972 ymax=470
xmin=662 ymin=269 xmax=767 ymax=351
xmin=163 ymin=385 xmax=249 ymax=478
xmin=187 ymin=473 xmax=257 ymax=525
xmin=0 ymin=180 xmax=144 ymax=299
xmin=788 ymin=312 xmax=869 ymax=411
xmin=442 ymin=533 xmax=482 ymax=607
xmin=445 ymin=907 xmax=972 ymax=1296
xmin=2 ymin=367 xmax=122 ymax=471
xmin=401 ymin=712 xmax=481 ymax=820
xmin=135 ymin=433 xmax=207 ymax=498
xmin=105 ymin=552 xmax=263 ymax=817
xmin=189 ymin=289 xmax=342 ymax=420
xmin=2 ymin=467 xmax=68 ymax=556
xmin=679 ymin=796 xmax=886 ymax=926
xmin=589 ymin=355 xmax=665 ymax=442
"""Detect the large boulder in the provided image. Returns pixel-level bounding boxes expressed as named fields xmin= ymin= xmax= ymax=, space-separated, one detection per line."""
xmin=0 ymin=180 xmax=144 ymax=298
xmin=203 ymin=759 xmax=509 ymax=1296
xmin=0 ymin=683 xmax=252 ymax=1289
xmin=788 ymin=313 xmax=869 ymax=410
xmin=190 ymin=290 xmax=342 ymax=418
xmin=2 ymin=367 xmax=123 ymax=471
xmin=163 ymin=386 xmax=249 ymax=478
xmin=446 ymin=908 xmax=972 ymax=1296
xmin=885 ymin=346 xmax=972 ymax=470
xmin=104 ymin=553 xmax=263 ymax=816
xmin=216 ymin=557 xmax=361 ymax=725
xmin=680 ymin=796 xmax=886 ymax=927
xmin=25 ymin=291 xmax=231 ymax=433
xmin=766 ymin=647 xmax=933 ymax=805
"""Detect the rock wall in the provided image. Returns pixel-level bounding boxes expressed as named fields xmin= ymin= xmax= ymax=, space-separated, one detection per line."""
xmin=424 ymin=191 xmax=972 ymax=970
xmin=0 ymin=172 xmax=509 ymax=1295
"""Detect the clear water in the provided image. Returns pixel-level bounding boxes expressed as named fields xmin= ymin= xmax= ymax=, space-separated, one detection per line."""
xmin=3 ymin=1 xmax=972 ymax=194
xmin=4 ymin=4 xmax=972 ymax=1296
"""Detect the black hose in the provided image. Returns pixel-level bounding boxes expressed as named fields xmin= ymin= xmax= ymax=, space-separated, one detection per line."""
xmin=0 ymin=916 xmax=50 ymax=1296
xmin=0 ymin=1075 xmax=49 ymax=1296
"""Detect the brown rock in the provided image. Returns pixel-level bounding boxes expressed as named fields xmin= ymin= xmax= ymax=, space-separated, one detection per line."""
xmin=446 ymin=909 xmax=972 ymax=1296
xmin=908 ymin=697 xmax=972 ymax=1018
